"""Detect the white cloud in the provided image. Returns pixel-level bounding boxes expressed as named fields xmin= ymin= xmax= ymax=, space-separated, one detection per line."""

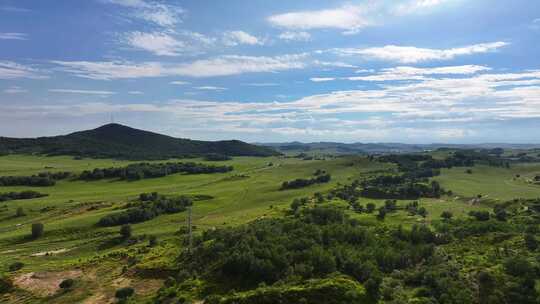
xmin=337 ymin=42 xmax=508 ymax=63
xmin=194 ymin=86 xmax=227 ymax=91
xmin=531 ymin=18 xmax=540 ymax=30
xmin=0 ymin=61 xmax=47 ymax=79
xmin=48 ymin=89 xmax=116 ymax=95
xmin=0 ymin=32 xmax=27 ymax=40
xmin=170 ymin=81 xmax=190 ymax=85
xmin=393 ymin=0 xmax=451 ymax=15
xmin=53 ymin=54 xmax=308 ymax=80
xmin=106 ymin=0 xmax=184 ymax=27
xmin=223 ymin=31 xmax=263 ymax=46
xmin=128 ymin=91 xmax=144 ymax=94
xmin=310 ymin=77 xmax=335 ymax=82
xmin=347 ymin=65 xmax=490 ymax=81
xmin=125 ymin=31 xmax=184 ymax=56
xmin=6 ymin=67 xmax=540 ymax=142
xmin=243 ymin=83 xmax=279 ymax=87
xmin=268 ymin=5 xmax=369 ymax=34
xmin=3 ymin=86 xmax=27 ymax=94
xmin=278 ymin=31 xmax=311 ymax=42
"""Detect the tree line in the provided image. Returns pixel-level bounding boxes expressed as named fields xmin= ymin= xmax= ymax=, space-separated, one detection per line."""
xmin=281 ymin=170 xmax=331 ymax=190
xmin=80 ymin=162 xmax=233 ymax=181
xmin=97 ymin=192 xmax=192 ymax=226
xmin=0 ymin=191 xmax=48 ymax=202
xmin=0 ymin=171 xmax=71 ymax=187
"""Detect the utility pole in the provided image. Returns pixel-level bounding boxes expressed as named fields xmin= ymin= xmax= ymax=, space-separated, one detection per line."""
xmin=187 ymin=206 xmax=193 ymax=253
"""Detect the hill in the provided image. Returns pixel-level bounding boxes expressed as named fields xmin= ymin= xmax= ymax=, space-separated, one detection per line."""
xmin=0 ymin=123 xmax=279 ymax=159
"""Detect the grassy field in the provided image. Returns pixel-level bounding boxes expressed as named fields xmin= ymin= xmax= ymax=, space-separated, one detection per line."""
xmin=0 ymin=154 xmax=539 ymax=303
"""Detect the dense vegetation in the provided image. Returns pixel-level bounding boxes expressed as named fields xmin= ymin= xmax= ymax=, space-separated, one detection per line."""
xmin=157 ymin=197 xmax=540 ymax=304
xmin=0 ymin=171 xmax=70 ymax=187
xmin=97 ymin=192 xmax=192 ymax=226
xmin=0 ymin=191 xmax=48 ymax=202
xmin=0 ymin=123 xmax=279 ymax=159
xmin=281 ymin=171 xmax=331 ymax=190
xmin=80 ymin=162 xmax=233 ymax=181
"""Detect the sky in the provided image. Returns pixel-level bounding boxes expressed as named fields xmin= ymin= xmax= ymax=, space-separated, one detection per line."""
xmin=0 ymin=0 xmax=539 ymax=143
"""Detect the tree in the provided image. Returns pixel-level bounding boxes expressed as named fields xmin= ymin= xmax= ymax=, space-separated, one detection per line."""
xmin=115 ymin=287 xmax=134 ymax=300
xmin=366 ymin=203 xmax=376 ymax=213
xmin=377 ymin=208 xmax=387 ymax=221
xmin=31 ymin=223 xmax=44 ymax=239
xmin=440 ymin=211 xmax=453 ymax=221
xmin=524 ymin=233 xmax=538 ymax=251
xmin=290 ymin=199 xmax=303 ymax=213
xmin=120 ymin=224 xmax=132 ymax=239
xmin=8 ymin=262 xmax=24 ymax=272
xmin=59 ymin=278 xmax=75 ymax=290
xmin=15 ymin=207 xmax=25 ymax=217
xmin=418 ymin=207 xmax=427 ymax=218
xmin=149 ymin=235 xmax=158 ymax=247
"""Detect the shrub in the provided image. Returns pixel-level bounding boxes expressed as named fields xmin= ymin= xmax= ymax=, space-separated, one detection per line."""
xmin=440 ymin=211 xmax=453 ymax=221
xmin=149 ymin=235 xmax=158 ymax=247
xmin=120 ymin=224 xmax=132 ymax=239
xmin=0 ymin=277 xmax=13 ymax=294
xmin=31 ymin=223 xmax=44 ymax=238
xmin=115 ymin=287 xmax=135 ymax=299
xmin=15 ymin=207 xmax=26 ymax=217
xmin=8 ymin=261 xmax=24 ymax=272
xmin=59 ymin=278 xmax=75 ymax=289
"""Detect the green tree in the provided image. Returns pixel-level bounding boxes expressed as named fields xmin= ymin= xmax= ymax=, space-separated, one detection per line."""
xmin=15 ymin=207 xmax=25 ymax=217
xmin=31 ymin=223 xmax=44 ymax=239
xmin=120 ymin=224 xmax=132 ymax=239
xmin=440 ymin=211 xmax=453 ymax=221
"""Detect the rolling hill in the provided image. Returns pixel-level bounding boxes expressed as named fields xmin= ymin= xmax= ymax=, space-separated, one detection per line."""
xmin=0 ymin=123 xmax=279 ymax=159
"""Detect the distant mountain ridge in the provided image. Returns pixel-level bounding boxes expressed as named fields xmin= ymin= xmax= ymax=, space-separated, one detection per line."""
xmin=262 ymin=142 xmax=540 ymax=154
xmin=0 ymin=123 xmax=279 ymax=159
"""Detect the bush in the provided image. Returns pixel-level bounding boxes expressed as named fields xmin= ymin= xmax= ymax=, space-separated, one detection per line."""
xmin=115 ymin=287 xmax=135 ymax=299
xmin=0 ymin=277 xmax=13 ymax=294
xmin=15 ymin=207 xmax=26 ymax=217
xmin=8 ymin=261 xmax=24 ymax=272
xmin=31 ymin=223 xmax=44 ymax=238
xmin=120 ymin=224 xmax=132 ymax=239
xmin=59 ymin=278 xmax=75 ymax=289
xmin=441 ymin=211 xmax=453 ymax=221
xmin=149 ymin=235 xmax=158 ymax=247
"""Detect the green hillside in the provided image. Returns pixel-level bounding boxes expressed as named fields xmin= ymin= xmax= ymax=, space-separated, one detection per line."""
xmin=0 ymin=124 xmax=279 ymax=160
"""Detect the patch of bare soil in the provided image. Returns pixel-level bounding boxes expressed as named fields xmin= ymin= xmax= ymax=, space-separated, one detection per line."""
xmin=30 ymin=248 xmax=72 ymax=257
xmin=13 ymin=270 xmax=82 ymax=297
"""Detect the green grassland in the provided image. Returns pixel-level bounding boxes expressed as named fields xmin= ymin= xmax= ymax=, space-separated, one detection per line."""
xmin=0 ymin=154 xmax=539 ymax=303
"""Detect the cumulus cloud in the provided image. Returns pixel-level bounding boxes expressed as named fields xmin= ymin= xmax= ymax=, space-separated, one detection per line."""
xmin=268 ymin=5 xmax=370 ymax=34
xmin=278 ymin=31 xmax=311 ymax=42
xmin=125 ymin=31 xmax=184 ymax=56
xmin=336 ymin=42 xmax=508 ymax=63
xmin=53 ymin=54 xmax=308 ymax=80
xmin=393 ymin=0 xmax=451 ymax=15
xmin=194 ymin=86 xmax=227 ymax=91
xmin=346 ymin=65 xmax=491 ymax=81
xmin=0 ymin=32 xmax=27 ymax=40
xmin=222 ymin=31 xmax=264 ymax=46
xmin=105 ymin=0 xmax=184 ymax=27
xmin=5 ymin=67 xmax=540 ymax=142
xmin=310 ymin=77 xmax=335 ymax=82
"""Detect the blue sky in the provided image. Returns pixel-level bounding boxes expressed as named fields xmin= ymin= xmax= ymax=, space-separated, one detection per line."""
xmin=1 ymin=0 xmax=539 ymax=143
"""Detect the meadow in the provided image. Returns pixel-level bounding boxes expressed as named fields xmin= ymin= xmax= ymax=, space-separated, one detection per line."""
xmin=0 ymin=153 xmax=539 ymax=303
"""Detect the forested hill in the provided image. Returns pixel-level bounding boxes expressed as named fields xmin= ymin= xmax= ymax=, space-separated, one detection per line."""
xmin=0 ymin=123 xmax=279 ymax=159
